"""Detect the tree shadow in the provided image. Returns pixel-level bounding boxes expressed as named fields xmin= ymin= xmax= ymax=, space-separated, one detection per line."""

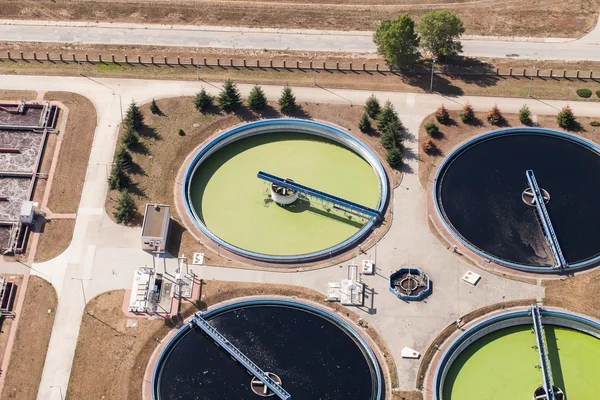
xmin=464 ymin=116 xmax=485 ymax=127
xmin=130 ymin=140 xmax=149 ymax=155
xmin=138 ymin=125 xmax=162 ymax=141
xmin=283 ymin=104 xmax=310 ymax=119
xmin=127 ymin=159 xmax=146 ymax=176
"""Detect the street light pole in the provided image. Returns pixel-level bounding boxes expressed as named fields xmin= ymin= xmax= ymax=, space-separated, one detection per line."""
xmin=313 ymin=53 xmax=317 ymax=86
xmin=528 ymin=63 xmax=535 ymax=97
xmin=71 ymin=278 xmax=91 ymax=315
xmin=430 ymin=59 xmax=435 ymax=92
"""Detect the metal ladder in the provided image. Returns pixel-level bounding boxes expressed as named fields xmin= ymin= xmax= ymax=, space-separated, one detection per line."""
xmin=531 ymin=305 xmax=555 ymax=400
xmin=526 ymin=170 xmax=567 ymax=270
xmin=191 ymin=313 xmax=291 ymax=400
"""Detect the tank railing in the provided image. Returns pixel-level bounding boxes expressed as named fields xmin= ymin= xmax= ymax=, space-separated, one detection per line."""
xmin=531 ymin=305 xmax=556 ymax=400
xmin=526 ymin=170 xmax=567 ymax=270
xmin=191 ymin=313 xmax=292 ymax=400
xmin=258 ymin=170 xmax=380 ymax=220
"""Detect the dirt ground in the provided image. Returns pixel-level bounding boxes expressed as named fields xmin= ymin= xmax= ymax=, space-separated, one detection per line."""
xmin=0 ymin=276 xmax=22 ymax=377
xmin=44 ymin=92 xmax=97 ymax=214
xmin=33 ymin=219 xmax=75 ymax=262
xmin=67 ymin=280 xmax=398 ymax=399
xmin=2 ymin=0 xmax=599 ymax=37
xmin=105 ymin=96 xmax=401 ymax=268
xmin=3 ymin=56 xmax=600 ymax=103
xmin=1 ymin=276 xmax=57 ymax=400
xmin=418 ymin=109 xmax=600 ymax=186
xmin=0 ymin=91 xmax=37 ymax=101
xmin=544 ymin=269 xmax=600 ymax=320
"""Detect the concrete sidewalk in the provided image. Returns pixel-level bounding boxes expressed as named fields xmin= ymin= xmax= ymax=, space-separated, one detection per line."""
xmin=0 ymin=75 xmax=596 ymax=397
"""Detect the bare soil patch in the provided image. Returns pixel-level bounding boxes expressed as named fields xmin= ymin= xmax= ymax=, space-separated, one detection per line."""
xmin=544 ymin=269 xmax=600 ymax=321
xmin=1 ymin=276 xmax=57 ymax=400
xmin=33 ymin=219 xmax=75 ymax=263
xmin=67 ymin=280 xmax=397 ymax=399
xmin=2 ymin=0 xmax=598 ymax=37
xmin=0 ymin=91 xmax=37 ymax=101
xmin=106 ymin=96 xmax=400 ymax=268
xmin=43 ymin=92 xmax=97 ymax=214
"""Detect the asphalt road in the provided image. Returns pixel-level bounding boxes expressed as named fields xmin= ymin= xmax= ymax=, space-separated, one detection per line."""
xmin=1 ymin=19 xmax=600 ymax=61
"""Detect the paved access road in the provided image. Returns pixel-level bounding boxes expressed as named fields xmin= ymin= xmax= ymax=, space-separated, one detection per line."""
xmin=1 ymin=19 xmax=600 ymax=61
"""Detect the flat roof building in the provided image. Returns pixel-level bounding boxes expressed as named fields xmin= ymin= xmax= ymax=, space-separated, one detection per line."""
xmin=141 ymin=204 xmax=170 ymax=252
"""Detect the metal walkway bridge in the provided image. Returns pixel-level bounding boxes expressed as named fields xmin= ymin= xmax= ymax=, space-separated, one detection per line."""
xmin=257 ymin=171 xmax=380 ymax=220
xmin=531 ymin=304 xmax=555 ymax=400
xmin=526 ymin=170 xmax=567 ymax=270
xmin=191 ymin=313 xmax=292 ymax=400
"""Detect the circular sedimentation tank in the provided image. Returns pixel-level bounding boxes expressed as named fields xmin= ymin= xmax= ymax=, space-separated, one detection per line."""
xmin=182 ymin=119 xmax=388 ymax=263
xmin=152 ymin=299 xmax=383 ymax=400
xmin=435 ymin=309 xmax=600 ymax=400
xmin=434 ymin=127 xmax=600 ymax=271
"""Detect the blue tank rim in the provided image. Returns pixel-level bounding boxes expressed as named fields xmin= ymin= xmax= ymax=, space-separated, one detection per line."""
xmin=181 ymin=118 xmax=389 ymax=263
xmin=151 ymin=297 xmax=384 ymax=400
xmin=433 ymin=307 xmax=600 ymax=399
xmin=432 ymin=127 xmax=600 ymax=272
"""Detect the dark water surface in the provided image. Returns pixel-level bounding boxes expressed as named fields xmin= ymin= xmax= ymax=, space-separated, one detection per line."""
xmin=156 ymin=305 xmax=379 ymax=400
xmin=437 ymin=132 xmax=600 ymax=266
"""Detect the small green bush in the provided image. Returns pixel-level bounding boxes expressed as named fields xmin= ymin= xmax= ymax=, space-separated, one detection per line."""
xmin=248 ymin=85 xmax=268 ymax=112
xmin=218 ymin=80 xmax=242 ymax=113
xmin=386 ymin=146 xmax=403 ymax=166
xmin=590 ymin=121 xmax=600 ymax=127
xmin=358 ymin=112 xmax=371 ymax=133
xmin=124 ymin=101 xmax=144 ymax=130
xmin=113 ymin=191 xmax=136 ymax=224
xmin=149 ymin=99 xmax=160 ymax=114
xmin=178 ymin=129 xmax=185 ymax=136
xmin=435 ymin=105 xmax=450 ymax=124
xmin=194 ymin=88 xmax=214 ymax=112
xmin=557 ymin=106 xmax=577 ymax=130
xmin=121 ymin=125 xmax=139 ymax=148
xmin=519 ymin=104 xmax=532 ymax=125
xmin=597 ymin=90 xmax=600 ymax=98
xmin=422 ymin=138 xmax=437 ymax=154
xmin=278 ymin=86 xmax=297 ymax=114
xmin=576 ymin=88 xmax=592 ymax=98
xmin=365 ymin=94 xmax=381 ymax=118
xmin=459 ymin=103 xmax=475 ymax=123
xmin=425 ymin=121 xmax=439 ymax=136
xmin=377 ymin=101 xmax=401 ymax=130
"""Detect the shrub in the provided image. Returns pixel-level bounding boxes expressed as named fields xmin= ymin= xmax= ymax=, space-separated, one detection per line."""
xmin=422 ymin=138 xmax=437 ymax=154
xmin=121 ymin=125 xmax=139 ymax=148
xmin=576 ymin=88 xmax=592 ymax=98
xmin=248 ymin=85 xmax=268 ymax=112
xmin=381 ymin=128 xmax=398 ymax=150
xmin=425 ymin=121 xmax=439 ymax=136
xmin=435 ymin=105 xmax=450 ymax=124
xmin=278 ymin=86 xmax=297 ymax=114
xmin=590 ymin=121 xmax=600 ymax=127
xmin=108 ymin=158 xmax=130 ymax=190
xmin=113 ymin=191 xmax=136 ymax=224
xmin=386 ymin=146 xmax=403 ymax=166
xmin=487 ymin=105 xmax=503 ymax=125
xmin=377 ymin=101 xmax=400 ymax=130
xmin=459 ymin=103 xmax=475 ymax=123
xmin=149 ymin=99 xmax=160 ymax=114
xmin=194 ymin=88 xmax=213 ymax=112
xmin=519 ymin=104 xmax=532 ymax=125
xmin=557 ymin=106 xmax=577 ymax=130
xmin=365 ymin=95 xmax=381 ymax=118
xmin=178 ymin=129 xmax=185 ymax=136
xmin=359 ymin=112 xmax=371 ymax=133
xmin=114 ymin=145 xmax=132 ymax=169
xmin=124 ymin=101 xmax=144 ymax=130
xmin=382 ymin=119 xmax=403 ymax=148
xmin=597 ymin=90 xmax=600 ymax=98
xmin=218 ymin=79 xmax=242 ymax=112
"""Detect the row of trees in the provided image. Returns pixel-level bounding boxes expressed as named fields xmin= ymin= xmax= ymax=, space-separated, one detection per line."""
xmin=373 ymin=11 xmax=465 ymax=69
xmin=194 ymin=80 xmax=297 ymax=114
xmin=109 ymin=101 xmax=144 ymax=224
xmin=361 ymin=95 xmax=403 ymax=166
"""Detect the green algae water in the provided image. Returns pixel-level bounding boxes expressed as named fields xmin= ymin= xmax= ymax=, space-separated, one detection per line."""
xmin=443 ymin=325 xmax=600 ymax=400
xmin=189 ymin=132 xmax=380 ymax=256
